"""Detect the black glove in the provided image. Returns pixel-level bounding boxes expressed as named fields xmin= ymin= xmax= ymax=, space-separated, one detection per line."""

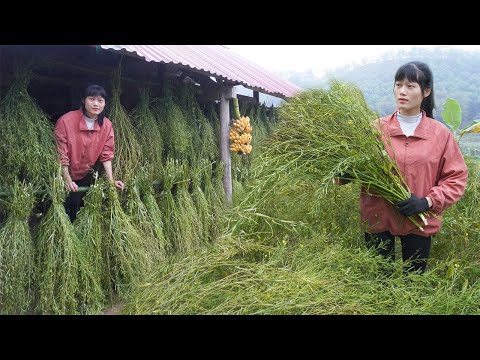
xmin=337 ymin=172 xmax=354 ymax=184
xmin=395 ymin=194 xmax=429 ymax=217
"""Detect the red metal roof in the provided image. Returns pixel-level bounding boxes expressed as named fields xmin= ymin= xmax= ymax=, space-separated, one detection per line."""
xmin=99 ymin=45 xmax=301 ymax=99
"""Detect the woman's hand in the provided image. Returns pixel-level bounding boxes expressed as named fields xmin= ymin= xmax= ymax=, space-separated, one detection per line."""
xmin=61 ymin=166 xmax=77 ymax=192
xmin=65 ymin=179 xmax=79 ymax=192
xmin=114 ymin=180 xmax=125 ymax=190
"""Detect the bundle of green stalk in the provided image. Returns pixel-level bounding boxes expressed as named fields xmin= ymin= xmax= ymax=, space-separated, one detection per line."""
xmin=72 ymin=176 xmax=108 ymax=312
xmin=130 ymin=83 xmax=164 ymax=181
xmin=36 ymin=172 xmax=103 ymax=314
xmin=159 ymin=81 xmax=194 ymax=163
xmin=174 ymin=161 xmax=203 ymax=253
xmin=150 ymin=96 xmax=168 ymax=157
xmin=0 ymin=179 xmax=35 ymax=314
xmin=213 ymin=160 xmax=227 ymax=208
xmin=178 ymin=82 xmax=218 ymax=163
xmin=103 ymin=183 xmax=153 ymax=297
xmin=177 ymin=81 xmax=198 ymax=120
xmin=203 ymin=160 xmax=226 ymax=242
xmin=253 ymin=80 xmax=428 ymax=231
xmin=191 ymin=161 xmax=213 ymax=243
xmin=0 ymin=64 xmax=57 ymax=188
xmin=138 ymin=175 xmax=171 ymax=256
xmin=204 ymin=102 xmax=221 ymax=151
xmin=266 ymin=105 xmax=279 ymax=134
xmin=191 ymin=107 xmax=218 ymax=165
xmin=158 ymin=158 xmax=182 ymax=254
xmin=109 ymin=65 xmax=142 ymax=181
xmin=123 ymin=175 xmax=166 ymax=264
xmin=241 ymin=101 xmax=270 ymax=147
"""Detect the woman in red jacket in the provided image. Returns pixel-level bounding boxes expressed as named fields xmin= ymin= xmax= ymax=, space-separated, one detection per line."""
xmin=54 ymin=84 xmax=124 ymax=222
xmin=343 ymin=61 xmax=468 ymax=273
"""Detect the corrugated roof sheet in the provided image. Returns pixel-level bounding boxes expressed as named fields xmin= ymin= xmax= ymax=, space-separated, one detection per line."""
xmin=99 ymin=45 xmax=301 ymax=99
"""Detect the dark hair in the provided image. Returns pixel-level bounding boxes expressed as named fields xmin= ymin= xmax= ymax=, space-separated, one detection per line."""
xmin=81 ymin=84 xmax=107 ymax=126
xmin=394 ymin=61 xmax=435 ymax=118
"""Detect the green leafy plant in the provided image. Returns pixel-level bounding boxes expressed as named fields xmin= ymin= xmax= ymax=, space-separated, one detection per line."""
xmin=441 ymin=98 xmax=480 ymax=142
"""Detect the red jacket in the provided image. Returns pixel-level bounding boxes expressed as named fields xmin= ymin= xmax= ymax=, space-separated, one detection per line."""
xmin=54 ymin=109 xmax=114 ymax=180
xmin=360 ymin=110 xmax=468 ymax=236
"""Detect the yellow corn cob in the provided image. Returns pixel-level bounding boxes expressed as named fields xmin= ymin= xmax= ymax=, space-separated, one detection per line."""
xmin=230 ymin=115 xmax=253 ymax=154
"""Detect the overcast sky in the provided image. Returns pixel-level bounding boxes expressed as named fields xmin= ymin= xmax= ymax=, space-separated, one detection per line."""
xmin=226 ymin=45 xmax=480 ymax=78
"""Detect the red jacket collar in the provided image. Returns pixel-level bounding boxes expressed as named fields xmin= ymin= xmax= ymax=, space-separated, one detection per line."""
xmin=385 ymin=110 xmax=430 ymax=139
xmin=76 ymin=108 xmax=100 ymax=131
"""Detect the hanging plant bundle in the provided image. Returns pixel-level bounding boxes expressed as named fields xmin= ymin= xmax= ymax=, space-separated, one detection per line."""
xmin=196 ymin=109 xmax=218 ymax=163
xmin=124 ymin=177 xmax=165 ymax=265
xmin=36 ymin=173 xmax=86 ymax=314
xmin=138 ymin=177 xmax=170 ymax=257
xmin=177 ymin=81 xmax=198 ymax=122
xmin=130 ymin=83 xmax=164 ymax=181
xmin=103 ymin=184 xmax=151 ymax=297
xmin=174 ymin=161 xmax=203 ymax=254
xmin=161 ymin=85 xmax=193 ymax=162
xmin=0 ymin=64 xmax=57 ymax=188
xmin=203 ymin=160 xmax=225 ymax=242
xmin=191 ymin=161 xmax=212 ymax=243
xmin=204 ymin=102 xmax=221 ymax=152
xmin=0 ymin=179 xmax=36 ymax=314
xmin=265 ymin=104 xmax=279 ymax=134
xmin=213 ymin=160 xmax=227 ymax=209
xmin=158 ymin=159 xmax=182 ymax=254
xmin=247 ymin=102 xmax=269 ymax=147
xmin=178 ymin=82 xmax=218 ymax=163
xmin=150 ymin=97 xmax=168 ymax=163
xmin=72 ymin=177 xmax=108 ymax=313
xmin=109 ymin=65 xmax=142 ymax=181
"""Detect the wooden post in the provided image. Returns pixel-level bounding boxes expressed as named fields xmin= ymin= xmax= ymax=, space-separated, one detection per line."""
xmin=219 ymin=84 xmax=235 ymax=203
xmin=253 ymin=90 xmax=260 ymax=103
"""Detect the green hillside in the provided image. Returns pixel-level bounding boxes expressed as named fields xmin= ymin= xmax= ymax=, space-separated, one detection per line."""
xmin=288 ymin=48 xmax=480 ymax=125
xmin=285 ymin=47 xmax=480 ymax=155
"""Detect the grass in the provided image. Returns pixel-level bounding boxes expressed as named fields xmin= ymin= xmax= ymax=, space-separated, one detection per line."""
xmin=121 ymin=96 xmax=480 ymax=315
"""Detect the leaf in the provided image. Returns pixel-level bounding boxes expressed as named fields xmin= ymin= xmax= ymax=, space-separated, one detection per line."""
xmin=441 ymin=98 xmax=462 ymax=132
xmin=446 ymin=263 xmax=455 ymax=279
xmin=460 ymin=120 xmax=480 ymax=134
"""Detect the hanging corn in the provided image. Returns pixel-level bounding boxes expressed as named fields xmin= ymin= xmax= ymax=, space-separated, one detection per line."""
xmin=229 ymin=98 xmax=253 ymax=155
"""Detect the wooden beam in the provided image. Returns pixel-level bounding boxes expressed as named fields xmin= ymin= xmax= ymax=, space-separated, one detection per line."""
xmin=39 ymin=60 xmax=165 ymax=87
xmin=219 ymin=84 xmax=233 ymax=203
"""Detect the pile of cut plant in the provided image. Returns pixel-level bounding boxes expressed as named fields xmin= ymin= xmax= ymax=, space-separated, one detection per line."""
xmin=122 ymin=231 xmax=480 ymax=315
xmin=121 ymin=151 xmax=480 ymax=315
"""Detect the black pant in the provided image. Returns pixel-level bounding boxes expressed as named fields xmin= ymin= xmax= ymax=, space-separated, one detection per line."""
xmin=64 ymin=171 xmax=96 ymax=222
xmin=365 ymin=231 xmax=432 ymax=273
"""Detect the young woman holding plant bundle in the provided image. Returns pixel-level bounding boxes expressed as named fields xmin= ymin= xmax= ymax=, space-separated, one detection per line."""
xmin=341 ymin=61 xmax=468 ymax=273
xmin=54 ymin=84 xmax=124 ymax=222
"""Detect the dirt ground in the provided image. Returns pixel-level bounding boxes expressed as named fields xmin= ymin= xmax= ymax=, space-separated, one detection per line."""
xmin=102 ymin=301 xmax=126 ymax=315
